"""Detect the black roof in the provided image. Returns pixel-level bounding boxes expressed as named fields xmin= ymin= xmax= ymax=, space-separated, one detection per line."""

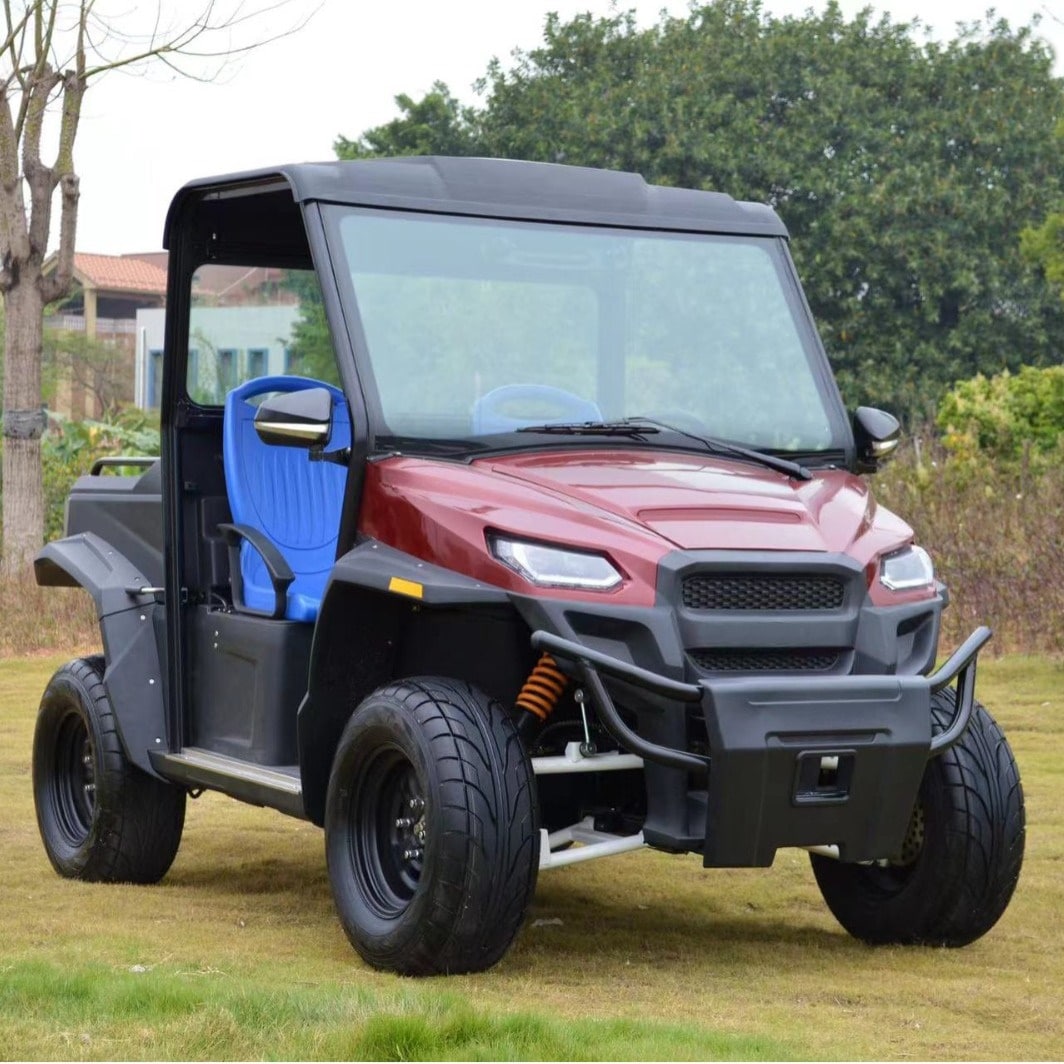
xmin=164 ymin=156 xmax=787 ymax=242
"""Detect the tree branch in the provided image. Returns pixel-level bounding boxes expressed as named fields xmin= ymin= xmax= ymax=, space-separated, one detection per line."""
xmin=14 ymin=1 xmax=58 ymax=144
xmin=38 ymin=170 xmax=77 ymax=304
xmin=20 ymin=57 xmax=60 ymax=261
xmin=0 ymin=2 xmax=31 ymax=86
xmin=80 ymin=0 xmax=320 ymax=81
xmin=0 ymin=81 xmax=28 ymax=290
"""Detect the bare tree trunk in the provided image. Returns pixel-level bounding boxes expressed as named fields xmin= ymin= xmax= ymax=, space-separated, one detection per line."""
xmin=2 ymin=279 xmax=46 ymax=575
xmin=0 ymin=0 xmax=311 ymax=574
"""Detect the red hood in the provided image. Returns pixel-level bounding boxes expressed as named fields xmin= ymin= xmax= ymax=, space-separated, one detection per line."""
xmin=359 ymin=448 xmax=915 ymax=607
xmin=486 ymin=450 xmax=891 ymax=552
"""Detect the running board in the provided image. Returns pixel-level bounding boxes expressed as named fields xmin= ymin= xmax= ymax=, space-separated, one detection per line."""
xmin=152 ymin=747 xmax=306 ymax=819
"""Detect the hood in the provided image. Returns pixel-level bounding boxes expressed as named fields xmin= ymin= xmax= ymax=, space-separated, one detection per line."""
xmin=359 ymin=448 xmax=916 ymax=608
xmin=484 ymin=449 xmax=886 ymax=553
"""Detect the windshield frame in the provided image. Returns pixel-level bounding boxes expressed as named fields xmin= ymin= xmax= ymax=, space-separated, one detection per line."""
xmin=321 ymin=204 xmax=854 ymax=465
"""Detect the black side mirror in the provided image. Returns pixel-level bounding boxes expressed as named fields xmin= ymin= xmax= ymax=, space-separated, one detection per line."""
xmin=254 ymin=387 xmax=333 ymax=449
xmin=853 ymin=406 xmax=900 ymax=473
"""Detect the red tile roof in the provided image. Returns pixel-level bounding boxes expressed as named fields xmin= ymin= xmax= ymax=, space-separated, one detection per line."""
xmin=73 ymin=253 xmax=168 ymax=295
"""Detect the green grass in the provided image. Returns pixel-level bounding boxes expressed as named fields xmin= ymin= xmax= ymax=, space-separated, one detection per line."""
xmin=0 ymin=961 xmax=786 ymax=1061
xmin=2 ymin=654 xmax=1063 ymax=1060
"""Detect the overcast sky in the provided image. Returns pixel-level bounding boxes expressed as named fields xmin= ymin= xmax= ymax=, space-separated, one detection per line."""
xmin=72 ymin=0 xmax=1062 ymax=254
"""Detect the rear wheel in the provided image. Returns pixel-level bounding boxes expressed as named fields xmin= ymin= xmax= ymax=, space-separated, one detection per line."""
xmin=33 ymin=656 xmax=186 ymax=883
xmin=325 ymin=677 xmax=539 ymax=975
xmin=811 ymin=691 xmax=1024 ymax=946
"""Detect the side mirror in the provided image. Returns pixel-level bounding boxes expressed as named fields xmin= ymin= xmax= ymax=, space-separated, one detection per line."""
xmin=853 ymin=406 xmax=900 ymax=473
xmin=254 ymin=387 xmax=333 ymax=449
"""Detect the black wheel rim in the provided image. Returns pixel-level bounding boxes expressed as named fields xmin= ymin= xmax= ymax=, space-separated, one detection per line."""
xmin=51 ymin=708 xmax=96 ymax=846
xmin=855 ymin=800 xmax=926 ymax=895
xmin=348 ymin=745 xmax=427 ymax=919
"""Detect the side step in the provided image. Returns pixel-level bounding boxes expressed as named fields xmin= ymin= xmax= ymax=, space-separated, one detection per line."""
xmin=152 ymin=747 xmax=306 ymax=819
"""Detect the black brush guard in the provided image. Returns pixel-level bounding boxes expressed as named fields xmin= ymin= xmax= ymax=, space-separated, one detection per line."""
xmin=531 ymin=626 xmax=990 ymax=867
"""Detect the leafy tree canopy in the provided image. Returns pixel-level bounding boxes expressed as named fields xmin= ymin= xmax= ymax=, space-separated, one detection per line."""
xmin=336 ymin=82 xmax=482 ymax=160
xmin=338 ymin=0 xmax=1064 ymax=422
xmin=281 ymin=270 xmax=341 ymax=386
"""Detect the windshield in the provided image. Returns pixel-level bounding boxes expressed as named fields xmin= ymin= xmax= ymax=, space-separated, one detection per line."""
xmin=332 ymin=208 xmax=843 ymax=454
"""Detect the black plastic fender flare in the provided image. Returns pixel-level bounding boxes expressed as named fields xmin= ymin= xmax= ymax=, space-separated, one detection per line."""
xmin=298 ymin=538 xmax=515 ymax=825
xmin=35 ymin=532 xmax=168 ymax=777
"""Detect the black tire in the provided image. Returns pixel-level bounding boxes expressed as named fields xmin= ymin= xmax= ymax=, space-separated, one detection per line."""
xmin=33 ymin=656 xmax=186 ymax=884
xmin=811 ymin=691 xmax=1024 ymax=946
xmin=325 ymin=677 xmax=539 ymax=975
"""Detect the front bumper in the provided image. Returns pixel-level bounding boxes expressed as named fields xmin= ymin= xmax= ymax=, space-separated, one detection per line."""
xmin=532 ymin=626 xmax=990 ymax=867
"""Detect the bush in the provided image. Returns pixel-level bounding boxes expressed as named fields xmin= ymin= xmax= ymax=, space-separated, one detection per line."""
xmin=874 ymin=434 xmax=1064 ymax=656
xmin=41 ymin=407 xmax=160 ymax=541
xmin=936 ymin=365 xmax=1064 ymax=467
xmin=0 ymin=407 xmax=158 ymax=655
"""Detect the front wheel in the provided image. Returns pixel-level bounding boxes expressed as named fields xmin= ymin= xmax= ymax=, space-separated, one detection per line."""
xmin=325 ymin=677 xmax=539 ymax=975
xmin=811 ymin=691 xmax=1024 ymax=946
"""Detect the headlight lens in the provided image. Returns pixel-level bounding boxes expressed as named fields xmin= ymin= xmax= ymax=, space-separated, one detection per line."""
xmin=490 ymin=535 xmax=622 ymax=591
xmin=879 ymin=545 xmax=935 ymax=591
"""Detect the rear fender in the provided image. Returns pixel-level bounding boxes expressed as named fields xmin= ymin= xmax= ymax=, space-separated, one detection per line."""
xmin=298 ymin=540 xmax=523 ymax=825
xmin=35 ymin=532 xmax=168 ymax=776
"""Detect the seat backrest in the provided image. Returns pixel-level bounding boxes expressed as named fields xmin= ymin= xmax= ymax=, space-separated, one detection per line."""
xmin=471 ymin=384 xmax=602 ymax=434
xmin=223 ymin=375 xmax=350 ymax=622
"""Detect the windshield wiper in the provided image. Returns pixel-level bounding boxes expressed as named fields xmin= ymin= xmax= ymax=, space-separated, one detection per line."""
xmin=514 ymin=421 xmax=661 ymax=438
xmin=513 ymin=417 xmax=811 ymax=480
xmin=622 ymin=417 xmax=812 ymax=481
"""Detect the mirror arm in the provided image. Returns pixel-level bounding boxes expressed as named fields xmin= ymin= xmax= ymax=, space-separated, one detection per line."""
xmin=310 ymin=446 xmax=351 ymax=466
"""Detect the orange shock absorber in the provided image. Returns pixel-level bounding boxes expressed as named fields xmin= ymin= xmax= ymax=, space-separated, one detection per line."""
xmin=515 ymin=652 xmax=568 ymax=733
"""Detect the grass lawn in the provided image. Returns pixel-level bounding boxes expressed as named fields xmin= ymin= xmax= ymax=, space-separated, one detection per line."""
xmin=1 ymin=653 xmax=1061 ymax=1060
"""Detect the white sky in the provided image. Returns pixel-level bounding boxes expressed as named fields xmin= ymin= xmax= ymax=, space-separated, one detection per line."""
xmin=71 ymin=0 xmax=1063 ymax=254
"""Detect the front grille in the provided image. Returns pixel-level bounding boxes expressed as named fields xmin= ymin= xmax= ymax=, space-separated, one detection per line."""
xmin=682 ymin=573 xmax=845 ymax=611
xmin=688 ymin=647 xmax=841 ymax=672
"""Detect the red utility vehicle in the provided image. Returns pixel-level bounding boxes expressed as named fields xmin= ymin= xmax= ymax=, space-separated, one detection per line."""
xmin=32 ymin=158 xmax=1024 ymax=974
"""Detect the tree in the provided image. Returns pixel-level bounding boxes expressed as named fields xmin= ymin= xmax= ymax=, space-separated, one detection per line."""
xmin=341 ymin=1 xmax=1064 ymax=424
xmin=0 ymin=1 xmax=313 ymax=573
xmin=43 ymin=328 xmax=130 ymax=416
xmin=335 ymin=81 xmax=481 ymax=161
xmin=281 ymin=269 xmax=340 ymax=385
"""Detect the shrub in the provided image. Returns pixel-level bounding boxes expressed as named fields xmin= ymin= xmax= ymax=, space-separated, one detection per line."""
xmin=936 ymin=365 xmax=1064 ymax=467
xmin=874 ymin=434 xmax=1064 ymax=656
xmin=41 ymin=407 xmax=160 ymax=541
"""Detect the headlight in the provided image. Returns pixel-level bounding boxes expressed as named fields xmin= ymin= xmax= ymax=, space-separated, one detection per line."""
xmin=879 ymin=545 xmax=935 ymax=591
xmin=489 ymin=535 xmax=622 ymax=591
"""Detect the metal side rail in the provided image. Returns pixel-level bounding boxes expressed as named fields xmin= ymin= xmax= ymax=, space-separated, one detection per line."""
xmin=152 ymin=747 xmax=305 ymax=818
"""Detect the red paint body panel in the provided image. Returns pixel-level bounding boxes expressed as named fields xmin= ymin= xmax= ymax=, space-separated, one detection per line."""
xmin=358 ymin=448 xmax=933 ymax=607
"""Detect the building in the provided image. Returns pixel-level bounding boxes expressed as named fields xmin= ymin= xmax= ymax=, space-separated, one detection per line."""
xmin=44 ymin=252 xmax=303 ymax=415
xmin=135 ymin=303 xmax=300 ymax=409
xmin=43 ymin=252 xmax=168 ymax=418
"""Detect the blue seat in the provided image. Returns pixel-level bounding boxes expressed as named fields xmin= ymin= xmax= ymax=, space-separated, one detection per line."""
xmin=222 ymin=375 xmax=350 ymax=623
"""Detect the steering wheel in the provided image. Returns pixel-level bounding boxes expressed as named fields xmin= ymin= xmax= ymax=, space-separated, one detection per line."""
xmin=472 ymin=384 xmax=602 ymax=434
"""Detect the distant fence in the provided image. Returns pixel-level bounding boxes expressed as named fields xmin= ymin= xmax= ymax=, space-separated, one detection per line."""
xmin=45 ymin=314 xmax=137 ymax=336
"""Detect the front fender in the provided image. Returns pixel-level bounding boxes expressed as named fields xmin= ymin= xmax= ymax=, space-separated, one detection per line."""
xmin=298 ymin=539 xmax=515 ymax=825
